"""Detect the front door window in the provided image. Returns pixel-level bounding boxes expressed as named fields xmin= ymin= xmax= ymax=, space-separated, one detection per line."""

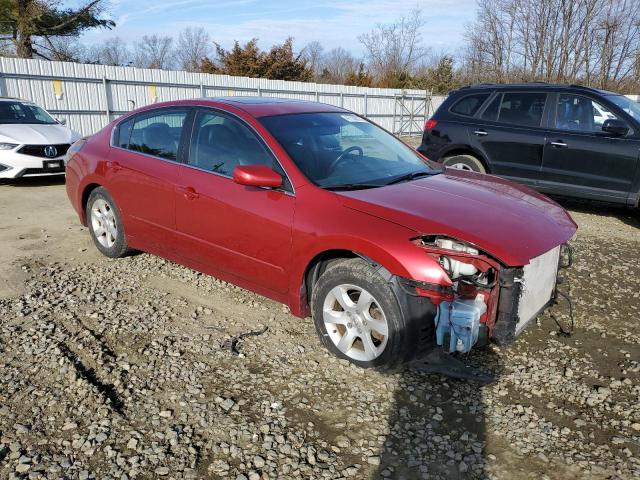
xmin=555 ymin=94 xmax=618 ymax=132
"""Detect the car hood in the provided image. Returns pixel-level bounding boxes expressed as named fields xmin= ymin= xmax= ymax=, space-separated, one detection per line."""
xmin=337 ymin=170 xmax=577 ymax=266
xmin=0 ymin=123 xmax=79 ymax=144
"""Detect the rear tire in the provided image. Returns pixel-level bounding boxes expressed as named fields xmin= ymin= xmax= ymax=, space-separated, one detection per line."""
xmin=443 ymin=154 xmax=486 ymax=173
xmin=86 ymin=187 xmax=132 ymax=258
xmin=311 ymin=258 xmax=416 ymax=369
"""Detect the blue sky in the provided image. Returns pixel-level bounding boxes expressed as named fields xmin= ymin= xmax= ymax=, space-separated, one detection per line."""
xmin=80 ymin=0 xmax=477 ymax=55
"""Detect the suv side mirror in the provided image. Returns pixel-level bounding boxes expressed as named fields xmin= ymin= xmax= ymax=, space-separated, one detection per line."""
xmin=233 ymin=165 xmax=283 ymax=188
xmin=602 ymin=118 xmax=629 ymax=136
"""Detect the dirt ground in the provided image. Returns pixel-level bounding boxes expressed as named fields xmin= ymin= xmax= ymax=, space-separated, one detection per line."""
xmin=0 ymin=174 xmax=639 ymax=480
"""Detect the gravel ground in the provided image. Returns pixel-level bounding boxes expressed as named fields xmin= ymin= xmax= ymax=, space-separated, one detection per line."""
xmin=0 ymin=175 xmax=638 ymax=480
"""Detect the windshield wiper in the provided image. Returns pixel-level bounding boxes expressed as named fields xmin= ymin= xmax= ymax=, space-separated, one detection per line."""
xmin=322 ymin=183 xmax=382 ymax=191
xmin=385 ymin=170 xmax=437 ymax=186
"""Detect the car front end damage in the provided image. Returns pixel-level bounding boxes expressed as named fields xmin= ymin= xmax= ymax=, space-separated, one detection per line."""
xmin=404 ymin=236 xmax=571 ymax=356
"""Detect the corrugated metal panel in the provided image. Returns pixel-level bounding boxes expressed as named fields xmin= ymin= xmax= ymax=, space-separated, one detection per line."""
xmin=0 ymin=57 xmax=445 ymax=137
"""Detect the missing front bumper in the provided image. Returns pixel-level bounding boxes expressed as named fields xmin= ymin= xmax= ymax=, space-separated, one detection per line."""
xmin=492 ymin=245 xmax=563 ymax=344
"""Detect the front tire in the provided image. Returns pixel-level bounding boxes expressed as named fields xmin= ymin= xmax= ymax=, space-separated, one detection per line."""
xmin=86 ymin=187 xmax=131 ymax=258
xmin=311 ymin=258 xmax=412 ymax=369
xmin=443 ymin=154 xmax=486 ymax=173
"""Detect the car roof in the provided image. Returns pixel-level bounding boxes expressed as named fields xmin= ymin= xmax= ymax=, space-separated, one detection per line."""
xmin=452 ymin=83 xmax=619 ymax=96
xmin=201 ymin=96 xmax=348 ymax=117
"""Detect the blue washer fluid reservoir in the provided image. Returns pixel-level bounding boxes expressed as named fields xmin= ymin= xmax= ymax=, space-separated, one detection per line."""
xmin=435 ymin=295 xmax=487 ymax=353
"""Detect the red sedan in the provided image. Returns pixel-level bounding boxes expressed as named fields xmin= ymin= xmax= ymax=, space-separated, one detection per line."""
xmin=65 ymin=97 xmax=577 ymax=369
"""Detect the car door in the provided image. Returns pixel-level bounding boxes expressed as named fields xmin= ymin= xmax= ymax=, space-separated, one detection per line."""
xmin=469 ymin=91 xmax=550 ymax=186
xmin=107 ymin=107 xmax=191 ymax=252
xmin=174 ymin=108 xmax=295 ymax=294
xmin=540 ymin=93 xmax=640 ymax=203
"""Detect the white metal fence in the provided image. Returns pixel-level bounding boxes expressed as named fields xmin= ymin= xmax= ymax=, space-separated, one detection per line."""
xmin=0 ymin=57 xmax=445 ymax=137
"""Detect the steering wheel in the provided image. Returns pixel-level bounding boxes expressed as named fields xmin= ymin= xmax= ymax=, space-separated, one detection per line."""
xmin=328 ymin=146 xmax=364 ymax=173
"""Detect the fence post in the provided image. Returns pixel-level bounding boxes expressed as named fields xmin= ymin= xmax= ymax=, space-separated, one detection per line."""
xmin=315 ymin=89 xmax=319 ymax=102
xmin=0 ymin=71 xmax=7 ymax=97
xmin=200 ymin=83 xmax=205 ymax=97
xmin=102 ymin=77 xmax=110 ymax=123
xmin=340 ymin=92 xmax=344 ymax=108
xmin=364 ymin=93 xmax=368 ymax=117
xmin=392 ymin=95 xmax=397 ymax=135
xmin=424 ymin=90 xmax=430 ymax=127
xmin=257 ymin=85 xmax=262 ymax=96
xmin=399 ymin=93 xmax=405 ymax=137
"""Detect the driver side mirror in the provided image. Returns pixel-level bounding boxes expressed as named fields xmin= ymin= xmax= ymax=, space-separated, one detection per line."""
xmin=233 ymin=165 xmax=283 ymax=188
xmin=56 ymin=118 xmax=67 ymax=125
xmin=602 ymin=118 xmax=629 ymax=136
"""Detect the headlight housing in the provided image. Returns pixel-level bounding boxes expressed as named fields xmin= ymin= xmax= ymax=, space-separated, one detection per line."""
xmin=0 ymin=143 xmax=18 ymax=150
xmin=415 ymin=235 xmax=497 ymax=288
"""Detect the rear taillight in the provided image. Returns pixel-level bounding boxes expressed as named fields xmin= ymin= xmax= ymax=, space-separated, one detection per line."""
xmin=424 ymin=119 xmax=438 ymax=131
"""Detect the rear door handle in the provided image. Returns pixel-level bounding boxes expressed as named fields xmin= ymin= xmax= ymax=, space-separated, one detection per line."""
xmin=473 ymin=130 xmax=488 ymax=136
xmin=549 ymin=141 xmax=568 ymax=148
xmin=178 ymin=186 xmax=199 ymax=200
xmin=106 ymin=161 xmax=122 ymax=172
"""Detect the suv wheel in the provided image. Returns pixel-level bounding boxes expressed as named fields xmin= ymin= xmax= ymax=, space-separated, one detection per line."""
xmin=311 ymin=258 xmax=413 ymax=369
xmin=86 ymin=187 xmax=132 ymax=258
xmin=443 ymin=154 xmax=486 ymax=173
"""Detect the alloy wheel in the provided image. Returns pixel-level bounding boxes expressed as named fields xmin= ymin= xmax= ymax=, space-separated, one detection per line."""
xmin=322 ymin=284 xmax=389 ymax=361
xmin=449 ymin=162 xmax=474 ymax=171
xmin=90 ymin=198 xmax=118 ymax=248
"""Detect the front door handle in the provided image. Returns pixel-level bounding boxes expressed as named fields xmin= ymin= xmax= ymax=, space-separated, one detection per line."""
xmin=550 ymin=141 xmax=568 ymax=148
xmin=473 ymin=130 xmax=488 ymax=136
xmin=179 ymin=186 xmax=199 ymax=200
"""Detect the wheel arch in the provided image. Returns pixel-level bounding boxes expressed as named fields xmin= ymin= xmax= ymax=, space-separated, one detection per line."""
xmin=80 ymin=182 xmax=103 ymax=225
xmin=289 ymin=238 xmax=449 ymax=318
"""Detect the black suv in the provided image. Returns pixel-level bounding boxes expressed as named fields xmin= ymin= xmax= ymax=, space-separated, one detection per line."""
xmin=418 ymin=84 xmax=640 ymax=207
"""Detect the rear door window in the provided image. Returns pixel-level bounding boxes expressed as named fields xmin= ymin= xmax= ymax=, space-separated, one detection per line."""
xmin=450 ymin=93 xmax=490 ymax=116
xmin=496 ymin=92 xmax=547 ymax=127
xmin=128 ymin=109 xmax=189 ymax=161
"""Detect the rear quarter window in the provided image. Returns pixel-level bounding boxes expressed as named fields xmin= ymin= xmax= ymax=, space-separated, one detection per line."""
xmin=114 ymin=117 xmax=134 ymax=148
xmin=449 ymin=93 xmax=490 ymax=116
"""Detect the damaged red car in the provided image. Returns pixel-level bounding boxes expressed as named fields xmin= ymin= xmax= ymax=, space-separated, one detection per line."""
xmin=65 ymin=97 xmax=577 ymax=369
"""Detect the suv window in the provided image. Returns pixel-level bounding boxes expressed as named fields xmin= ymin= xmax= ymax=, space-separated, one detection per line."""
xmin=128 ymin=109 xmax=188 ymax=161
xmin=555 ymin=94 xmax=619 ymax=132
xmin=496 ymin=92 xmax=547 ymax=127
xmin=450 ymin=93 xmax=490 ymax=116
xmin=188 ymin=109 xmax=292 ymax=191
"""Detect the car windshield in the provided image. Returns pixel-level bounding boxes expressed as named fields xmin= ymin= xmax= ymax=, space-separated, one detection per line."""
xmin=260 ymin=112 xmax=442 ymax=189
xmin=606 ymin=94 xmax=640 ymax=120
xmin=0 ymin=101 xmax=57 ymax=125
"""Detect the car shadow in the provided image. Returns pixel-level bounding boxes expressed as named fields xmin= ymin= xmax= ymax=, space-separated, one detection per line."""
xmin=374 ymin=347 xmax=502 ymax=479
xmin=551 ymin=196 xmax=639 ymax=229
xmin=0 ymin=174 xmax=66 ymax=188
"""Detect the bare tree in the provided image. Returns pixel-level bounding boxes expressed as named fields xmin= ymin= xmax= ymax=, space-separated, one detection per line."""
xmin=40 ymin=37 xmax=88 ymax=62
xmin=462 ymin=0 xmax=640 ymax=91
xmin=176 ymin=27 xmax=211 ymax=72
xmin=319 ymin=47 xmax=359 ymax=83
xmin=91 ymin=37 xmax=130 ymax=66
xmin=358 ymin=7 xmax=430 ymax=86
xmin=133 ymin=34 xmax=175 ymax=69
xmin=301 ymin=40 xmax=324 ymax=77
